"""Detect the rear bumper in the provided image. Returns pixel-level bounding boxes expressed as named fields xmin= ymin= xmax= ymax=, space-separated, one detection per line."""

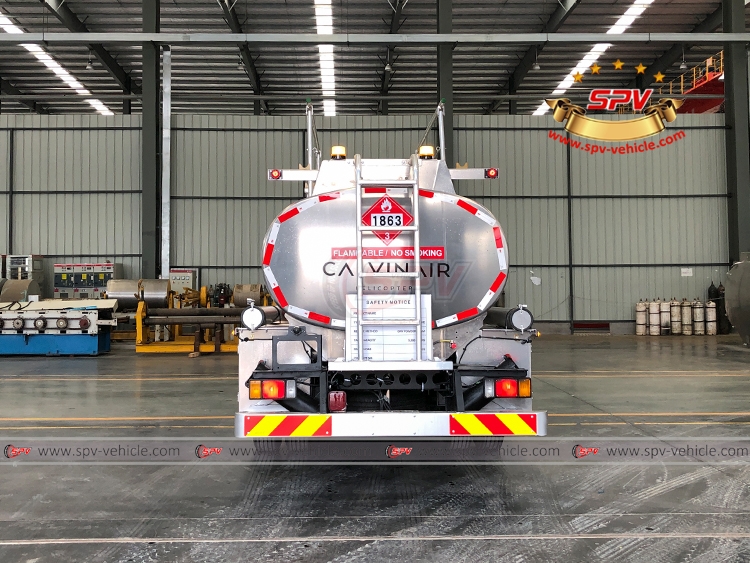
xmin=235 ymin=411 xmax=547 ymax=438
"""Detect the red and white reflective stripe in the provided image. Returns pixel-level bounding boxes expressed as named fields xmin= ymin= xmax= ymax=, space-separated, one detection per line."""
xmin=430 ymin=194 xmax=509 ymax=327
xmin=278 ymin=193 xmax=341 ymax=224
xmin=262 ymin=222 xmax=281 ymax=266
xmin=287 ymin=305 xmax=331 ymax=325
xmin=364 ymin=187 xmax=408 ymax=196
xmin=265 ymin=193 xmax=346 ymax=327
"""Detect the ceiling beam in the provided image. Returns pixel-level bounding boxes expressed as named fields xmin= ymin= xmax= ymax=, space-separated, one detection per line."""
xmin=0 ymin=76 xmax=47 ymax=113
xmin=218 ymin=0 xmax=268 ymax=114
xmin=490 ymin=0 xmax=580 ymax=113
xmin=379 ymin=0 xmax=405 ymax=115
xmin=630 ymin=6 xmax=722 ymax=89
xmin=2 ymin=32 xmax=750 ymax=45
xmin=40 ymin=0 xmax=140 ymax=96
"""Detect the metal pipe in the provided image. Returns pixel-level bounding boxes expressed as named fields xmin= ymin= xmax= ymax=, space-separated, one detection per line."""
xmin=160 ymin=45 xmax=172 ymax=279
xmin=306 ymin=102 xmax=314 ymax=170
xmin=0 ymin=32 xmax=748 ymax=45
xmin=148 ymin=308 xmax=242 ymax=317
xmin=143 ymin=317 xmax=240 ymax=325
xmin=437 ymin=102 xmax=446 ymax=162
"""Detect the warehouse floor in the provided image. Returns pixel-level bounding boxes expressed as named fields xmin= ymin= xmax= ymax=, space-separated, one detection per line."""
xmin=2 ymin=335 xmax=750 ymax=562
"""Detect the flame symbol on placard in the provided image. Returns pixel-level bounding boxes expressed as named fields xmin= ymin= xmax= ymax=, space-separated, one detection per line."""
xmin=381 ymin=198 xmax=392 ymax=212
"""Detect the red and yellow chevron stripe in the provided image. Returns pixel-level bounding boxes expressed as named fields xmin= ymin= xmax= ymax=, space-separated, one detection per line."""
xmin=450 ymin=413 xmax=538 ymax=435
xmin=244 ymin=414 xmax=332 ymax=437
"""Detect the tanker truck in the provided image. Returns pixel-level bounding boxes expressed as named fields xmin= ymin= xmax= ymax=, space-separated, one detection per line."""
xmin=234 ymin=104 xmax=546 ymax=447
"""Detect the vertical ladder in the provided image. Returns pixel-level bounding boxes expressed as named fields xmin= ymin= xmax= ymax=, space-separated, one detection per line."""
xmin=354 ymin=153 xmax=423 ymax=362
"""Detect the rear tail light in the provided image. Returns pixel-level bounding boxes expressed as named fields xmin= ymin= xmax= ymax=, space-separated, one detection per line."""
xmin=269 ymin=169 xmax=282 ymax=180
xmin=261 ymin=380 xmax=286 ymax=400
xmin=518 ymin=378 xmax=532 ymax=398
xmin=496 ymin=379 xmax=518 ymax=398
xmin=249 ymin=379 xmax=297 ymax=400
xmin=328 ymin=391 xmax=347 ymax=412
xmin=485 ymin=168 xmax=499 ymax=179
xmin=484 ymin=378 xmax=531 ymax=398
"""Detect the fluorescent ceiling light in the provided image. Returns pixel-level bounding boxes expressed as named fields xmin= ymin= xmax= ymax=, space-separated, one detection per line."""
xmin=315 ymin=1 xmax=336 ymax=116
xmin=533 ymin=0 xmax=655 ymax=115
xmin=0 ymin=14 xmax=112 ymax=115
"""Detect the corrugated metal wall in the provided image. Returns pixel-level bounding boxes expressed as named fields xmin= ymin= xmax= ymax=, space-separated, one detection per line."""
xmin=0 ymin=115 xmax=141 ymax=295
xmin=0 ymin=113 xmax=728 ymax=323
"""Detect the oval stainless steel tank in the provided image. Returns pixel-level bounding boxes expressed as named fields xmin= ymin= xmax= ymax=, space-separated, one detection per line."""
xmin=725 ymin=259 xmax=750 ymax=345
xmin=262 ymin=188 xmax=508 ymax=329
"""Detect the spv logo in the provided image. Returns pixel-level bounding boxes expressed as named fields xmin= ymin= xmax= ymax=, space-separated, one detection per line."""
xmin=587 ymin=89 xmax=653 ymax=111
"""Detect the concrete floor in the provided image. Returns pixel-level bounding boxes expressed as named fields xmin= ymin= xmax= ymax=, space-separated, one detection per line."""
xmin=1 ymin=335 xmax=750 ymax=562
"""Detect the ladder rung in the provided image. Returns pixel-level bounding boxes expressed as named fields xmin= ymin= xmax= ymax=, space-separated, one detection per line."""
xmin=359 ymin=272 xmax=420 ymax=278
xmin=360 ymin=320 xmax=420 ymax=326
xmin=360 ymin=180 xmax=416 ymax=187
xmin=359 ymin=225 xmax=418 ymax=232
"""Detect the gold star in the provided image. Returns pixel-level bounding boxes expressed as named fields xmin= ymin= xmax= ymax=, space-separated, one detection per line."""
xmin=654 ymin=71 xmax=665 ymax=83
xmin=613 ymin=59 xmax=624 ymax=70
xmin=573 ymin=71 xmax=584 ymax=83
xmin=590 ymin=63 xmax=601 ymax=75
xmin=635 ymin=63 xmax=647 ymax=74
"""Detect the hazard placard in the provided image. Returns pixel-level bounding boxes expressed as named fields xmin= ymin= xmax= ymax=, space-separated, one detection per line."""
xmin=361 ymin=195 xmax=414 ymax=246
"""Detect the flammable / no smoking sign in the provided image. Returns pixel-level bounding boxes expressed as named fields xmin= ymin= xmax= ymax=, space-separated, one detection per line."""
xmin=361 ymin=196 xmax=414 ymax=246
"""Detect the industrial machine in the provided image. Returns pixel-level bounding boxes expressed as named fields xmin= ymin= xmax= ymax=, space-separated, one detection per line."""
xmin=0 ymin=299 xmax=117 ymax=355
xmin=6 ymin=255 xmax=44 ymax=289
xmin=106 ymin=278 xmax=270 ymax=354
xmin=234 ymin=104 xmax=545 ymax=445
xmin=53 ymin=262 xmax=123 ymax=299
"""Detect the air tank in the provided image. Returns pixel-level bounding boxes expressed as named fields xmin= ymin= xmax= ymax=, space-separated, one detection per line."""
xmin=706 ymin=300 xmax=717 ymax=335
xmin=659 ymin=299 xmax=670 ymax=335
xmin=648 ymin=300 xmax=661 ymax=336
xmin=262 ymin=162 xmax=509 ymax=330
xmin=635 ymin=300 xmax=647 ymax=336
xmin=692 ymin=298 xmax=705 ymax=335
xmin=681 ymin=299 xmax=693 ymax=335
xmin=670 ymin=297 xmax=682 ymax=335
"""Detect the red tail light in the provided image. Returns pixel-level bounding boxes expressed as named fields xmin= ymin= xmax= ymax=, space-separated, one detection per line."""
xmin=328 ymin=391 xmax=347 ymax=412
xmin=485 ymin=168 xmax=499 ymax=179
xmin=495 ymin=379 xmax=518 ymax=398
xmin=269 ymin=169 xmax=282 ymax=180
xmin=261 ymin=380 xmax=286 ymax=400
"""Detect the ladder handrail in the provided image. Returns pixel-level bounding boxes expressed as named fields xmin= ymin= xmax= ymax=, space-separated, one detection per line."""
xmin=353 ymin=153 xmax=424 ymax=362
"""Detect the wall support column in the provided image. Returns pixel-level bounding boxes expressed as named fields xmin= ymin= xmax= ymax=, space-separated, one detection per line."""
xmin=437 ymin=0 xmax=453 ymax=166
xmin=724 ymin=0 xmax=750 ymax=263
xmin=141 ymin=0 xmax=160 ymax=278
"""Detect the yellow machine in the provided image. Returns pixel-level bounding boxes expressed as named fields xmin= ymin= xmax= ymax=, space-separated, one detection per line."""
xmin=107 ymin=279 xmax=272 ymax=354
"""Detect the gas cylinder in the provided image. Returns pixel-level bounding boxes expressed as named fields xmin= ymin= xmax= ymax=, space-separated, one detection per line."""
xmin=681 ymin=298 xmax=693 ymax=335
xmin=670 ymin=297 xmax=682 ymax=335
xmin=635 ymin=300 xmax=647 ymax=335
xmin=649 ymin=299 xmax=661 ymax=336
xmin=659 ymin=299 xmax=670 ymax=335
xmin=706 ymin=300 xmax=717 ymax=335
xmin=692 ymin=298 xmax=705 ymax=336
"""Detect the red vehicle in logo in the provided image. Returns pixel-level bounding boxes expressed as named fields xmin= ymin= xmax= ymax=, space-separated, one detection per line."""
xmin=385 ymin=445 xmax=413 ymax=458
xmin=572 ymin=445 xmax=599 ymax=459
xmin=587 ymin=89 xmax=653 ymax=112
xmin=4 ymin=444 xmax=31 ymax=459
xmin=195 ymin=445 xmax=223 ymax=459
